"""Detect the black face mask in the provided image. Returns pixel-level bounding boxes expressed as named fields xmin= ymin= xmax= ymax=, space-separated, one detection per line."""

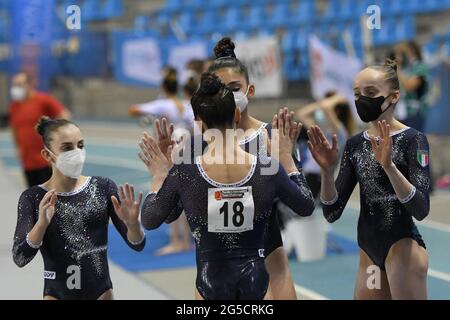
xmin=355 ymin=95 xmax=392 ymax=123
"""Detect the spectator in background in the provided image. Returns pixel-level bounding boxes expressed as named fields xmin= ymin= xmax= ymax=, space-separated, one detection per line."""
xmin=296 ymin=92 xmax=356 ymax=199
xmin=278 ymin=92 xmax=355 ymax=264
xmin=9 ymin=72 xmax=71 ymax=187
xmin=182 ymin=59 xmax=202 ymax=127
xmin=183 ymin=77 xmax=199 ymax=101
xmin=185 ymin=59 xmax=206 ymax=83
xmin=129 ymin=67 xmax=194 ymax=131
xmin=182 ymin=76 xmax=199 ymax=132
xmin=129 ymin=67 xmax=194 ymax=255
xmin=201 ymin=58 xmax=215 ymax=74
xmin=394 ymin=41 xmax=430 ymax=132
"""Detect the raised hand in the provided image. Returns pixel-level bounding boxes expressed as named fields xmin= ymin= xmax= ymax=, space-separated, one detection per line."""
xmin=370 ymin=120 xmax=393 ymax=169
xmin=111 ymin=183 xmax=143 ymax=227
xmin=307 ymin=125 xmax=339 ymax=172
xmin=270 ymin=107 xmax=302 ymax=159
xmin=154 ymin=118 xmax=175 ymax=161
xmin=38 ymin=190 xmax=57 ymax=228
xmin=138 ymin=132 xmax=173 ymax=177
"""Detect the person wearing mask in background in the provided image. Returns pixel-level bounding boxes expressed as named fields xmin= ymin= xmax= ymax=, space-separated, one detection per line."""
xmin=185 ymin=59 xmax=206 ymax=83
xmin=182 ymin=77 xmax=199 ymax=116
xmin=394 ymin=41 xmax=430 ymax=132
xmin=9 ymin=72 xmax=71 ymax=187
xmin=129 ymin=67 xmax=194 ymax=255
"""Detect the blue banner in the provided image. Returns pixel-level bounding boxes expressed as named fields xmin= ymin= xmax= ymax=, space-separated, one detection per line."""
xmin=112 ymin=31 xmax=212 ymax=88
xmin=112 ymin=31 xmax=163 ymax=87
xmin=168 ymin=41 xmax=208 ymax=84
xmin=10 ymin=0 xmax=54 ymax=91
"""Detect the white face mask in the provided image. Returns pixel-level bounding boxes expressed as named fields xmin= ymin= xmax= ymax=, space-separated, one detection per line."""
xmin=47 ymin=148 xmax=86 ymax=179
xmin=10 ymin=86 xmax=27 ymax=101
xmin=233 ymin=86 xmax=249 ymax=112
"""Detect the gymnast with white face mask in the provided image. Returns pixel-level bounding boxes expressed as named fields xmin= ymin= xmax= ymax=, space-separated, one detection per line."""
xmin=12 ymin=116 xmax=146 ymax=300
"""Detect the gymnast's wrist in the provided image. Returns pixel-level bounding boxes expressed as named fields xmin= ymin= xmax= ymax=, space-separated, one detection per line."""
xmin=382 ymin=160 xmax=396 ymax=173
xmin=35 ymin=219 xmax=50 ymax=230
xmin=321 ymin=167 xmax=335 ymax=177
xmin=125 ymin=219 xmax=141 ymax=230
xmin=153 ymin=172 xmax=169 ymax=181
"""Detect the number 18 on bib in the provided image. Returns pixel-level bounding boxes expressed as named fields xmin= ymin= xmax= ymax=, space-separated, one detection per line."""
xmin=207 ymin=186 xmax=255 ymax=233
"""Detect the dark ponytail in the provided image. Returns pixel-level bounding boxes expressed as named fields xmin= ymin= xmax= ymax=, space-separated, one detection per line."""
xmin=162 ymin=67 xmax=178 ymax=95
xmin=183 ymin=77 xmax=199 ymax=98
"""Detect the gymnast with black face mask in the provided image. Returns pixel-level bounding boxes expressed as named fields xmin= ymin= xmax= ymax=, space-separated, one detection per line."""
xmin=308 ymin=59 xmax=430 ymax=300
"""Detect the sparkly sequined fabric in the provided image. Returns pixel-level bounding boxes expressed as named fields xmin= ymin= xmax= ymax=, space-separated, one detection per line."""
xmin=165 ymin=123 xmax=306 ymax=255
xmin=12 ymin=176 xmax=145 ymax=299
xmin=322 ymin=128 xmax=430 ymax=269
xmin=141 ymin=158 xmax=314 ymax=299
xmin=141 ymin=158 xmax=314 ymax=256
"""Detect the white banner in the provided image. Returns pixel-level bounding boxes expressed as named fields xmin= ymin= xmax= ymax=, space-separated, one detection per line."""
xmin=309 ymin=35 xmax=362 ymax=117
xmin=122 ymin=38 xmax=162 ymax=85
xmin=168 ymin=41 xmax=208 ymax=84
xmin=235 ymin=37 xmax=283 ymax=98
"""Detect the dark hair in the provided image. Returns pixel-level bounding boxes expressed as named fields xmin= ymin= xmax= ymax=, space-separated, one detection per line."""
xmin=186 ymin=59 xmax=206 ymax=75
xmin=324 ymin=90 xmax=337 ymax=98
xmin=334 ymin=102 xmax=355 ymax=135
xmin=368 ymin=58 xmax=400 ymax=91
xmin=387 ymin=50 xmax=396 ymax=62
xmin=36 ymin=116 xmax=77 ymax=149
xmin=407 ymin=41 xmax=423 ymax=61
xmin=162 ymin=66 xmax=178 ymax=94
xmin=183 ymin=77 xmax=198 ymax=98
xmin=191 ymin=72 xmax=236 ymax=129
xmin=323 ymin=91 xmax=355 ymax=136
xmin=207 ymin=37 xmax=249 ymax=84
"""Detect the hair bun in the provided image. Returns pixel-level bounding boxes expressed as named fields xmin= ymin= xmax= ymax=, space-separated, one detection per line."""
xmin=164 ymin=67 xmax=178 ymax=82
xmin=198 ymin=72 xmax=223 ymax=95
xmin=214 ymin=37 xmax=236 ymax=59
xmin=385 ymin=58 xmax=398 ymax=72
xmin=36 ymin=116 xmax=53 ymax=136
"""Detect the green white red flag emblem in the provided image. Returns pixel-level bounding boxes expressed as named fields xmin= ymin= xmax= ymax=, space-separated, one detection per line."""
xmin=417 ymin=150 xmax=429 ymax=167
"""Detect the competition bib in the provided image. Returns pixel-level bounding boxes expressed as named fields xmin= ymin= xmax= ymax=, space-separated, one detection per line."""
xmin=207 ymin=186 xmax=254 ymax=233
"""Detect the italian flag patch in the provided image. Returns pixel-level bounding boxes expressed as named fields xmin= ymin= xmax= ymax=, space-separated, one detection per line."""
xmin=417 ymin=150 xmax=429 ymax=167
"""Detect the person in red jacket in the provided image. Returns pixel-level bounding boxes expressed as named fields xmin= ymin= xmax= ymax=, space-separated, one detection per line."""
xmin=9 ymin=72 xmax=71 ymax=187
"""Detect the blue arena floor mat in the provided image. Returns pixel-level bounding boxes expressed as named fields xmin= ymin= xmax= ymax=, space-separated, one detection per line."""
xmin=108 ymin=224 xmax=359 ymax=272
xmin=107 ymin=224 xmax=196 ymax=272
xmin=326 ymin=232 xmax=360 ymax=255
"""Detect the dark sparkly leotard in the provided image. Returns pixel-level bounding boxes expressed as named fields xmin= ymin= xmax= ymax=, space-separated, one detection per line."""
xmin=12 ymin=176 xmax=146 ymax=299
xmin=166 ymin=122 xmax=305 ymax=256
xmin=141 ymin=157 xmax=314 ymax=300
xmin=321 ymin=127 xmax=430 ymax=269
